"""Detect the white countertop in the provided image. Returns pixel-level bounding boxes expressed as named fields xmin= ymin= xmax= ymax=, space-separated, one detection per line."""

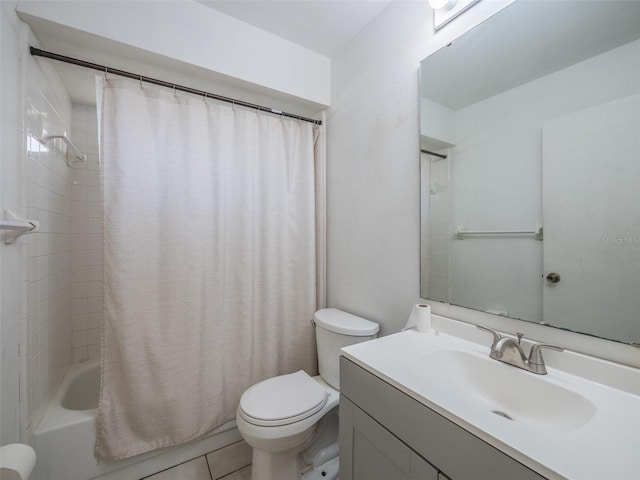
xmin=341 ymin=316 xmax=640 ymax=480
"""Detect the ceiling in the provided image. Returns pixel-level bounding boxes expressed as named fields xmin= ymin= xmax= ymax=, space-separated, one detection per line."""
xmin=23 ymin=0 xmax=394 ymax=109
xmin=196 ymin=0 xmax=393 ymax=57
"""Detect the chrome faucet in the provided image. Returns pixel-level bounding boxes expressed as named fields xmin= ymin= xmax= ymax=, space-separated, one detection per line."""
xmin=477 ymin=325 xmax=564 ymax=375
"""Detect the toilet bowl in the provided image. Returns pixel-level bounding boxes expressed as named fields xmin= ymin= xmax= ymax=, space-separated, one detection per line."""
xmin=236 ymin=308 xmax=379 ymax=480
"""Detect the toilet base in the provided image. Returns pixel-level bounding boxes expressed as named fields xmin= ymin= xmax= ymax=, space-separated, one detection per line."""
xmin=250 ymin=445 xmax=339 ymax=480
xmin=246 ymin=407 xmax=340 ymax=480
xmin=301 ymin=455 xmax=339 ymax=480
xmin=250 ymin=448 xmax=300 ymax=480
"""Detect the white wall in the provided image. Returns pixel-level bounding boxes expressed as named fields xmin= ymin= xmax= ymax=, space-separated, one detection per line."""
xmin=326 ymin=0 xmax=512 ymax=335
xmin=16 ymin=0 xmax=330 ymax=109
xmin=327 ymin=1 xmax=428 ymax=335
xmin=326 ymin=0 xmax=638 ymax=366
xmin=1 ymin=0 xmax=25 ymax=445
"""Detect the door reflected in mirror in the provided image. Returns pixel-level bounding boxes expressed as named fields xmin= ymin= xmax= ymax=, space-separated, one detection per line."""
xmin=419 ymin=0 xmax=640 ymax=344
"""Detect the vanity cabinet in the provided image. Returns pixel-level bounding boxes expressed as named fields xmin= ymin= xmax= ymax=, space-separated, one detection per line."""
xmin=339 ymin=357 xmax=547 ymax=480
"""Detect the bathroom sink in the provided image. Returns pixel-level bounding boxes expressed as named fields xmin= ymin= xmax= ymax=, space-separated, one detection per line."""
xmin=417 ymin=350 xmax=596 ymax=432
xmin=341 ymin=322 xmax=640 ymax=480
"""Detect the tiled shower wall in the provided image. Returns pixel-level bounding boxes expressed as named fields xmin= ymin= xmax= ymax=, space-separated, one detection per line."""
xmin=69 ymin=104 xmax=103 ymax=363
xmin=23 ymin=46 xmax=74 ymax=432
xmin=22 ymin=43 xmax=103 ymax=434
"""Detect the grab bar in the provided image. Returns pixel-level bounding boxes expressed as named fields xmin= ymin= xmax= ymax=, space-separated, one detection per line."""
xmin=455 ymin=224 xmax=543 ymax=240
xmin=41 ymin=134 xmax=86 ymax=166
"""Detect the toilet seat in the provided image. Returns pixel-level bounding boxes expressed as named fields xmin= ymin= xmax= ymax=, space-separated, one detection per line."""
xmin=239 ymin=371 xmax=329 ymax=427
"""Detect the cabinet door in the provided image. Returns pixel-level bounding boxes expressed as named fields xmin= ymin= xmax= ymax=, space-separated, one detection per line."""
xmin=341 ymin=396 xmax=438 ymax=480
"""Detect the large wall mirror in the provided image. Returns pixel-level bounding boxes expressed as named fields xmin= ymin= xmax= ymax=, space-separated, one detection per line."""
xmin=420 ymin=0 xmax=640 ymax=344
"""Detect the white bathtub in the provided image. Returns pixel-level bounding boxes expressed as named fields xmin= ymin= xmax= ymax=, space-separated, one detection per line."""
xmin=34 ymin=360 xmax=241 ymax=480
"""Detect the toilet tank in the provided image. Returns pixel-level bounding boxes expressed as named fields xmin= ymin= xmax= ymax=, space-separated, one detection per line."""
xmin=314 ymin=308 xmax=379 ymax=390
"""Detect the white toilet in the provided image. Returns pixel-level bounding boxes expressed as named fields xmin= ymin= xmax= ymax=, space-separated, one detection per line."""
xmin=236 ymin=308 xmax=379 ymax=480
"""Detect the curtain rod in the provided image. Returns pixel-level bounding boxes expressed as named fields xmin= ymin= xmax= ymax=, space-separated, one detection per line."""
xmin=421 ymin=149 xmax=447 ymax=160
xmin=30 ymin=47 xmax=322 ymax=126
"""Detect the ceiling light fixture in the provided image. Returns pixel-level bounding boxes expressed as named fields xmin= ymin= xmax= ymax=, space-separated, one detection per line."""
xmin=432 ymin=0 xmax=482 ymax=30
xmin=428 ymin=0 xmax=458 ymax=10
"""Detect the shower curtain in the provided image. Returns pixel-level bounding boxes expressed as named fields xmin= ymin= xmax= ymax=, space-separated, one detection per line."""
xmin=95 ymin=78 xmax=321 ymax=460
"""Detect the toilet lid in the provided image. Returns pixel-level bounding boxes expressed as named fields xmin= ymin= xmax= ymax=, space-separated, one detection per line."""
xmin=239 ymin=371 xmax=328 ymax=427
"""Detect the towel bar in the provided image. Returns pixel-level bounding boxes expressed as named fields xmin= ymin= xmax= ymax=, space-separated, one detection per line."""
xmin=455 ymin=224 xmax=543 ymax=240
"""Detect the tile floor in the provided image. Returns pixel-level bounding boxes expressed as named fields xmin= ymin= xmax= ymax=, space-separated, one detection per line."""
xmin=143 ymin=440 xmax=252 ymax=480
